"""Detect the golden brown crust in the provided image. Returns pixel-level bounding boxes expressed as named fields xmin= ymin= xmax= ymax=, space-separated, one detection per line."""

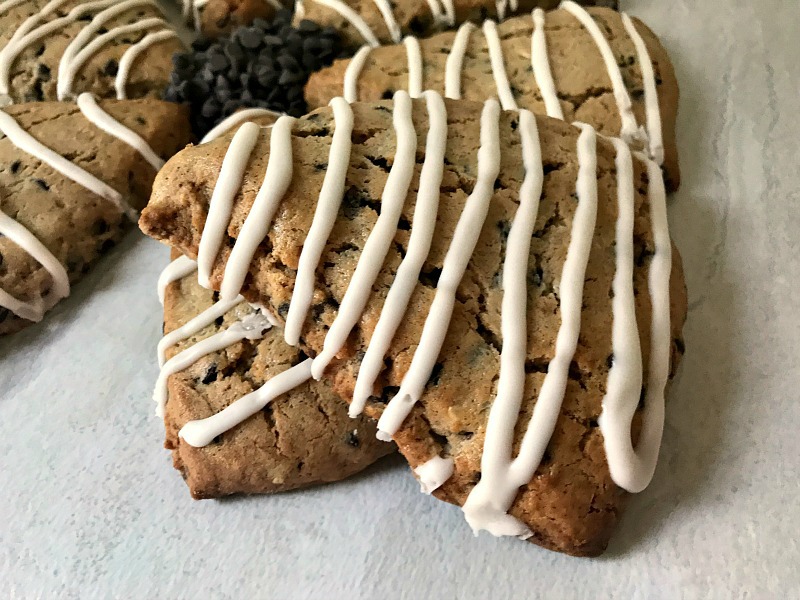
xmin=162 ymin=250 xmax=394 ymax=498
xmin=0 ymin=0 xmax=183 ymax=104
xmin=0 ymin=99 xmax=192 ymax=335
xmin=293 ymin=0 xmax=618 ymax=48
xmin=305 ymin=8 xmax=680 ymax=190
xmin=141 ymin=99 xmax=688 ymax=555
xmin=195 ymin=0 xmax=287 ymax=39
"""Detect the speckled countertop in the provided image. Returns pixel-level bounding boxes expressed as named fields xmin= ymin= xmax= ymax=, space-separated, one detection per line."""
xmin=2 ymin=0 xmax=799 ymax=598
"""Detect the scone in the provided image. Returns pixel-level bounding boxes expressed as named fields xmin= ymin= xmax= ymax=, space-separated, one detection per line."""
xmin=293 ymin=0 xmax=618 ymax=48
xmin=158 ymin=249 xmax=394 ymax=498
xmin=140 ymin=94 xmax=687 ymax=556
xmin=0 ymin=95 xmax=192 ymax=334
xmin=306 ymin=3 xmax=680 ymax=190
xmin=180 ymin=0 xmax=291 ymax=38
xmin=0 ymin=0 xmax=184 ymax=105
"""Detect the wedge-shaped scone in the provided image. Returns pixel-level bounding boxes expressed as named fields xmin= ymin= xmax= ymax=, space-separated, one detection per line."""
xmin=157 ymin=250 xmax=394 ymax=498
xmin=141 ymin=95 xmax=687 ymax=556
xmin=0 ymin=0 xmax=184 ymax=104
xmin=306 ymin=4 xmax=679 ymax=190
xmin=0 ymin=95 xmax=191 ymax=334
xmin=179 ymin=0 xmax=289 ymax=38
xmin=293 ymin=0 xmax=617 ymax=48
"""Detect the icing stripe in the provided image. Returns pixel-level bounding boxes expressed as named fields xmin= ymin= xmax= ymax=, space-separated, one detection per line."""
xmin=444 ymin=22 xmax=474 ymax=100
xmin=221 ymin=116 xmax=296 ymax=301
xmin=59 ymin=18 xmax=166 ymax=101
xmin=439 ymin=0 xmax=456 ymax=26
xmin=57 ymin=0 xmax=162 ymax=101
xmin=157 ymin=256 xmax=197 ymax=305
xmin=179 ymin=358 xmax=314 ymax=447
xmin=414 ymin=455 xmax=455 ymax=494
xmin=200 ymin=108 xmax=283 ymax=144
xmin=404 ymin=37 xmax=423 ymax=99
xmin=622 ymin=13 xmax=664 ymax=166
xmin=154 ymin=310 xmax=272 ymax=418
xmin=116 ymin=29 xmax=180 ymax=100
xmin=350 ymin=90 xmax=447 ymax=418
xmin=0 ymin=208 xmax=70 ymax=322
xmin=600 ymin=154 xmax=671 ymax=492
xmin=343 ymin=45 xmax=372 ymax=103
xmin=284 ymin=98 xmax=354 ymax=347
xmin=560 ymin=1 xmax=640 ymax=143
xmin=496 ymin=0 xmax=519 ymax=21
xmin=157 ymin=295 xmax=244 ymax=366
xmin=77 ymin=93 xmax=164 ymax=171
xmin=311 ymin=91 xmax=416 ymax=380
xmin=373 ymin=0 xmax=403 ymax=43
xmin=0 ymin=0 xmax=118 ymax=100
xmin=483 ymin=20 xmax=518 ymax=110
xmin=0 ymin=109 xmax=136 ymax=221
xmin=376 ymin=98 xmax=502 ymax=440
xmin=196 ymin=121 xmax=261 ymax=289
xmin=530 ymin=9 xmax=564 ymax=120
xmin=422 ymin=0 xmax=446 ymax=26
xmin=461 ymin=109 xmax=544 ymax=536
xmin=310 ymin=0 xmax=380 ymax=48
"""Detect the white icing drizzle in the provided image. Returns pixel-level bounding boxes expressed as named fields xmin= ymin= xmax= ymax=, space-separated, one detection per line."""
xmin=560 ymin=1 xmax=640 ymax=144
xmin=157 ymin=294 xmax=244 ymax=366
xmin=157 ymin=255 xmax=197 ymax=305
xmin=530 ymin=9 xmax=563 ymax=120
xmin=414 ymin=455 xmax=455 ymax=494
xmin=0 ymin=208 xmax=70 ymax=322
xmin=196 ymin=121 xmax=261 ymax=289
xmin=154 ymin=310 xmax=273 ymax=418
xmin=220 ymin=116 xmax=296 ymax=301
xmin=439 ymin=0 xmax=456 ymax=26
xmin=57 ymin=0 xmax=164 ymax=101
xmin=115 ymin=29 xmax=180 ymax=100
xmin=422 ymin=0 xmax=447 ymax=27
xmin=600 ymin=152 xmax=671 ymax=493
xmin=482 ymin=20 xmax=517 ymax=111
xmin=350 ymin=90 xmax=447 ymax=418
xmin=0 ymin=0 xmax=118 ymax=102
xmin=376 ymin=98 xmax=501 ymax=441
xmin=284 ymin=97 xmax=354 ymax=347
xmin=0 ymin=0 xmax=25 ymax=15
xmin=179 ymin=358 xmax=313 ymax=447
xmin=444 ymin=22 xmax=474 ymax=100
xmin=343 ymin=45 xmax=372 ymax=103
xmin=463 ymin=122 xmax=598 ymax=538
xmin=76 ymin=93 xmax=164 ymax=171
xmin=622 ymin=13 xmax=664 ymax=166
xmin=310 ymin=0 xmax=380 ymax=48
xmin=495 ymin=0 xmax=518 ymax=21
xmin=0 ymin=109 xmax=136 ymax=221
xmin=403 ymin=37 xmax=423 ymax=99
xmin=372 ymin=0 xmax=403 ymax=44
xmin=200 ymin=108 xmax=283 ymax=144
xmin=311 ymin=91 xmax=416 ymax=380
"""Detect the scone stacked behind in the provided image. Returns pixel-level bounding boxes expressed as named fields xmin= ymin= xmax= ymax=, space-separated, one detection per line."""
xmin=141 ymin=95 xmax=687 ymax=555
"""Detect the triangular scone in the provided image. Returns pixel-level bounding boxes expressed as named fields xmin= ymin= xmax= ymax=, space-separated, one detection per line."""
xmin=159 ymin=249 xmax=394 ymax=498
xmin=0 ymin=96 xmax=191 ymax=334
xmin=140 ymin=96 xmax=687 ymax=556
xmin=293 ymin=0 xmax=617 ymax=48
xmin=0 ymin=0 xmax=184 ymax=105
xmin=306 ymin=4 xmax=680 ymax=190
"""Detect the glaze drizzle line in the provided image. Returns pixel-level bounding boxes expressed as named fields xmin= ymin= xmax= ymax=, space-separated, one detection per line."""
xmin=530 ymin=9 xmax=563 ymax=120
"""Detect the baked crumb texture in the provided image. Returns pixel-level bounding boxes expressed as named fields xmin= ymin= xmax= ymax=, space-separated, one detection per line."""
xmin=141 ymin=97 xmax=687 ymax=556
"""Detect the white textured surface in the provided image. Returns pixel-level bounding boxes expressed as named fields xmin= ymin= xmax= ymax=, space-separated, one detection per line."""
xmin=2 ymin=0 xmax=800 ymax=597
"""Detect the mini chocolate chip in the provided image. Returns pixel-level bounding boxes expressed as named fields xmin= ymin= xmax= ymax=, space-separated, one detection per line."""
xmin=33 ymin=178 xmax=49 ymax=191
xmin=37 ymin=64 xmax=51 ymax=81
xmin=103 ymin=59 xmax=118 ymax=76
xmin=10 ymin=160 xmax=21 ymax=174
xmin=201 ymin=364 xmax=218 ymax=384
xmin=606 ymin=354 xmax=614 ymax=369
xmin=346 ymin=431 xmax=360 ymax=447
xmin=101 ymin=239 xmax=115 ymax=253
xmin=214 ymin=316 xmax=224 ymax=327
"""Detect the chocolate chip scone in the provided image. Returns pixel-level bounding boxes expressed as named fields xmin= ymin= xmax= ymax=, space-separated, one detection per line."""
xmin=306 ymin=3 xmax=680 ymax=190
xmin=157 ymin=250 xmax=394 ymax=498
xmin=0 ymin=0 xmax=184 ymax=105
xmin=0 ymin=95 xmax=191 ymax=334
xmin=293 ymin=0 xmax=618 ymax=48
xmin=140 ymin=94 xmax=688 ymax=556
xmin=180 ymin=0 xmax=291 ymax=38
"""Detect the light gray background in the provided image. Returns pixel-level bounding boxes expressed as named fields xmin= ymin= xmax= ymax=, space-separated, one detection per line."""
xmin=2 ymin=0 xmax=799 ymax=597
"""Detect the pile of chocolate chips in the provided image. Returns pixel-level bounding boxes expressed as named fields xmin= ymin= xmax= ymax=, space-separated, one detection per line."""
xmin=164 ymin=9 xmax=342 ymax=137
